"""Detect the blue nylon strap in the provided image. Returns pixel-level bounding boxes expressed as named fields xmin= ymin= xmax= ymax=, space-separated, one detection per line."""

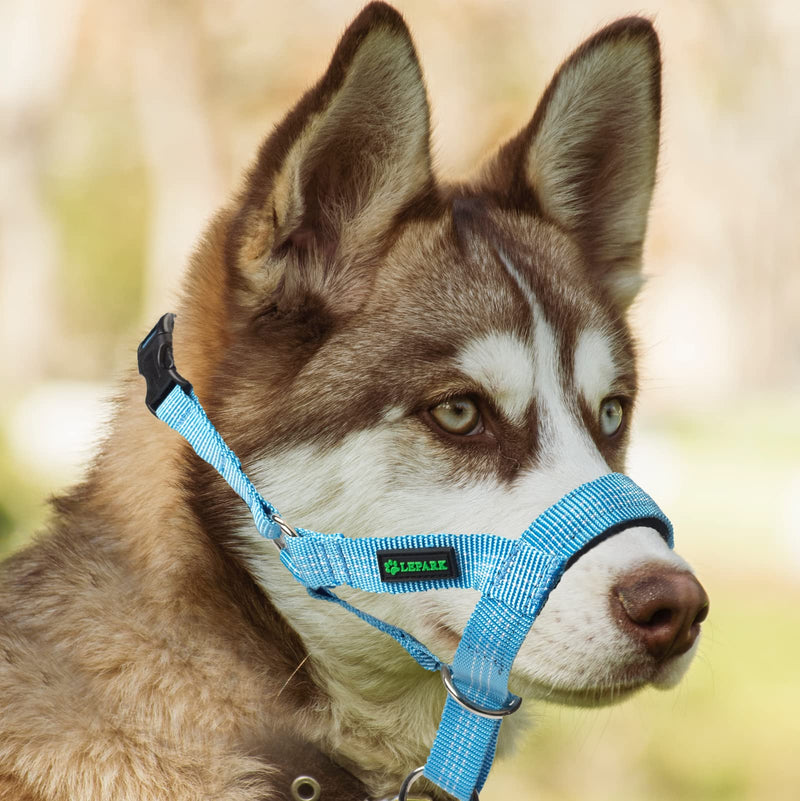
xmin=280 ymin=530 xmax=548 ymax=604
xmin=156 ymin=385 xmax=283 ymax=540
xmin=147 ymin=380 xmax=675 ymax=801
xmin=522 ymin=471 xmax=674 ymax=551
xmin=306 ymin=587 xmax=443 ymax=671
xmin=283 ymin=535 xmax=556 ymax=672
xmin=422 ymin=472 xmax=673 ymax=800
xmin=426 ymin=601 xmax=530 ymax=797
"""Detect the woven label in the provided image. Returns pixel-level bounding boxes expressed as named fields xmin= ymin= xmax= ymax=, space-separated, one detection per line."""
xmin=377 ymin=547 xmax=460 ymax=582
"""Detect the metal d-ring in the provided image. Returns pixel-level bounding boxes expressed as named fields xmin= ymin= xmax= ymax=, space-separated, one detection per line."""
xmin=440 ymin=664 xmax=522 ymax=719
xmin=397 ymin=766 xmax=478 ymax=801
xmin=271 ymin=513 xmax=298 ymax=551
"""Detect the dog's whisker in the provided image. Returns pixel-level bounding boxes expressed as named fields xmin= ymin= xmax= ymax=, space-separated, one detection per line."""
xmin=274 ymin=654 xmax=311 ymax=701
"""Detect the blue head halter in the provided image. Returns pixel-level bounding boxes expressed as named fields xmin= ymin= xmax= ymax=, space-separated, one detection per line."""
xmin=138 ymin=313 xmax=673 ymax=801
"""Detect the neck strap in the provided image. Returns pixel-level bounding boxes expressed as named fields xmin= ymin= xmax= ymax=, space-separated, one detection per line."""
xmin=138 ymin=313 xmax=673 ymax=801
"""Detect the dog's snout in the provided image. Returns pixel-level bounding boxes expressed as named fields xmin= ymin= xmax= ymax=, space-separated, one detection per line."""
xmin=612 ymin=569 xmax=709 ymax=660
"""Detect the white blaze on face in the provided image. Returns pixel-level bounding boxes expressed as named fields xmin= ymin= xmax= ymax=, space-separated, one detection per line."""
xmin=491 ymin=245 xmax=608 ymax=489
xmin=456 ymin=332 xmax=535 ymax=424
xmin=530 ymin=309 xmax=609 ymax=489
xmin=574 ymin=327 xmax=618 ymax=408
xmin=506 ymin=314 xmax=692 ymax=704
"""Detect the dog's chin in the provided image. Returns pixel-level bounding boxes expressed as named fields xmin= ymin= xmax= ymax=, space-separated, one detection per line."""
xmin=513 ymin=644 xmax=699 ymax=709
xmin=648 ymin=643 xmax=700 ymax=690
xmin=513 ymin=669 xmax=647 ymax=708
xmin=526 ymin=682 xmax=645 ymax=708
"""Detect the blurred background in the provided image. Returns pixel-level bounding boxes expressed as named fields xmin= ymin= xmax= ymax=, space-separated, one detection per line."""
xmin=0 ymin=0 xmax=798 ymax=799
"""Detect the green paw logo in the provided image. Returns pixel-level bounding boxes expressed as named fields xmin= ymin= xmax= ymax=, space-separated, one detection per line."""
xmin=377 ymin=547 xmax=459 ymax=582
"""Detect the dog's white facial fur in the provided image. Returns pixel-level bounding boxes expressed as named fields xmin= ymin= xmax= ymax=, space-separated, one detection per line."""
xmin=456 ymin=332 xmax=536 ymax=426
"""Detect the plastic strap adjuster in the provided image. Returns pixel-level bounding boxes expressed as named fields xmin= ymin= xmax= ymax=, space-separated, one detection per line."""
xmin=137 ymin=313 xmax=193 ymax=415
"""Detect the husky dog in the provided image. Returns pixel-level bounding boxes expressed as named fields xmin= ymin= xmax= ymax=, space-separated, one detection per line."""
xmin=0 ymin=4 xmax=708 ymax=799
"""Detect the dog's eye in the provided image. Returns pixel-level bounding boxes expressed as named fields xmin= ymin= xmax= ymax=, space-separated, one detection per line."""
xmin=599 ymin=398 xmax=624 ymax=437
xmin=429 ymin=397 xmax=483 ymax=436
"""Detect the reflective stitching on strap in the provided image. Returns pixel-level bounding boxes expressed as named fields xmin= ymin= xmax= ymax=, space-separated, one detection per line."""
xmin=156 ymin=386 xmax=282 ymax=540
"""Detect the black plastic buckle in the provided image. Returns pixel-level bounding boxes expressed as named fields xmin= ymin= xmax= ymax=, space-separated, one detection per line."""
xmin=137 ymin=313 xmax=193 ymax=416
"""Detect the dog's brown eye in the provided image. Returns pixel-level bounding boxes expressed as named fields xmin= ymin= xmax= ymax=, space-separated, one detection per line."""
xmin=429 ymin=397 xmax=483 ymax=436
xmin=599 ymin=398 xmax=624 ymax=437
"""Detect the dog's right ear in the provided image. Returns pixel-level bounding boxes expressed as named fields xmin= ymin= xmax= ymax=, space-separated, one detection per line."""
xmin=229 ymin=2 xmax=432 ymax=317
xmin=480 ymin=18 xmax=661 ymax=312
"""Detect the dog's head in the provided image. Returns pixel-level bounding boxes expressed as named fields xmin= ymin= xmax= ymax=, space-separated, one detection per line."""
xmin=178 ymin=1 xmax=707 ymax=730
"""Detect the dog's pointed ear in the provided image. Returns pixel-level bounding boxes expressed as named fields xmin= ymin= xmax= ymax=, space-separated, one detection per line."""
xmin=231 ymin=2 xmax=432 ymax=315
xmin=482 ymin=18 xmax=661 ymax=310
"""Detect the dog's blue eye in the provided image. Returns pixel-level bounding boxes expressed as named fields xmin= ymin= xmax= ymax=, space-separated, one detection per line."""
xmin=429 ymin=397 xmax=483 ymax=436
xmin=599 ymin=398 xmax=624 ymax=437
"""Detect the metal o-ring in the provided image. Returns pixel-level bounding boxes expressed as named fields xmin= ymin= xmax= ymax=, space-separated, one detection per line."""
xmin=290 ymin=775 xmax=321 ymax=801
xmin=398 ymin=766 xmax=478 ymax=801
xmin=440 ymin=665 xmax=522 ymax=719
xmin=271 ymin=514 xmax=298 ymax=552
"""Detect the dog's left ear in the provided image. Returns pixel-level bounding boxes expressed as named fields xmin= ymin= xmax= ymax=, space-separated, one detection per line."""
xmin=231 ymin=2 xmax=432 ymax=316
xmin=481 ymin=18 xmax=661 ymax=310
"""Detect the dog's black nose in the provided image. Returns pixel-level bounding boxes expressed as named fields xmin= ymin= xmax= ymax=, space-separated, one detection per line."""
xmin=612 ymin=570 xmax=709 ymax=660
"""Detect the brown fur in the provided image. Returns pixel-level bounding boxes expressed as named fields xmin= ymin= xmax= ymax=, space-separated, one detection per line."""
xmin=0 ymin=4 xmax=662 ymax=799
